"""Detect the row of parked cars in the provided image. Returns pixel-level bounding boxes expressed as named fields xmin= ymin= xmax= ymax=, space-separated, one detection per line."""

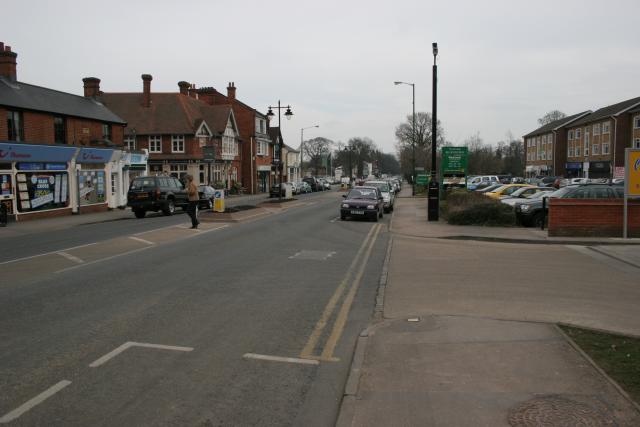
xmin=269 ymin=177 xmax=334 ymax=197
xmin=339 ymin=177 xmax=403 ymax=221
xmin=472 ymin=181 xmax=625 ymax=227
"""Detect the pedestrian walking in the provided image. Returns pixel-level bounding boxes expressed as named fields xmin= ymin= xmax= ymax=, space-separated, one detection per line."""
xmin=185 ymin=175 xmax=200 ymax=229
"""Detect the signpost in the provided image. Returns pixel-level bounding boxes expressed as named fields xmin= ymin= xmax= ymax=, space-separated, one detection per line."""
xmin=416 ymin=174 xmax=429 ymax=185
xmin=623 ymin=148 xmax=640 ymax=238
xmin=441 ymin=146 xmax=468 ymax=176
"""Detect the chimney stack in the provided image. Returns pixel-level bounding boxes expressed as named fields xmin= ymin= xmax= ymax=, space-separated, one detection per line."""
xmin=82 ymin=77 xmax=101 ymax=97
xmin=178 ymin=81 xmax=190 ymax=95
xmin=0 ymin=42 xmax=18 ymax=81
xmin=227 ymin=82 xmax=236 ymax=100
xmin=141 ymin=74 xmax=152 ymax=107
xmin=197 ymin=87 xmax=217 ymax=105
xmin=188 ymin=83 xmax=198 ymax=99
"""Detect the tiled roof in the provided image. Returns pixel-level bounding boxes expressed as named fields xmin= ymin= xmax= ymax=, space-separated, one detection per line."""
xmin=0 ymin=77 xmax=126 ymax=124
xmin=570 ymin=96 xmax=640 ymax=127
xmin=523 ymin=111 xmax=591 ymax=138
xmin=99 ymin=92 xmax=232 ymax=136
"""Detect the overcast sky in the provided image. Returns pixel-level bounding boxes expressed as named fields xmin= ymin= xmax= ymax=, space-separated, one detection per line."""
xmin=4 ymin=0 xmax=639 ymax=153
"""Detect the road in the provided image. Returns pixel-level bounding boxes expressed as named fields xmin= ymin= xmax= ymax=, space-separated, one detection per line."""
xmin=0 ymin=190 xmax=390 ymax=426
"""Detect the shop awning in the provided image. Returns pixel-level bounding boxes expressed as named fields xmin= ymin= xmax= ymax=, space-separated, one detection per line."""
xmin=0 ymin=141 xmax=77 ymax=163
xmin=77 ymin=148 xmax=115 ymax=164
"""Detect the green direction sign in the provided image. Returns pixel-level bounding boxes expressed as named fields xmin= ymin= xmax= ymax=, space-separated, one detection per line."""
xmin=416 ymin=174 xmax=429 ymax=185
xmin=442 ymin=146 xmax=468 ymax=175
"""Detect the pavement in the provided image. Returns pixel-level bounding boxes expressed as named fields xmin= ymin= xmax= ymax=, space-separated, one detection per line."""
xmin=337 ymin=185 xmax=640 ymax=426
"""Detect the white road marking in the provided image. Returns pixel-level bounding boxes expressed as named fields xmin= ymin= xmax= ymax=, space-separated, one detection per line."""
xmin=54 ymin=245 xmax=153 ymax=274
xmin=288 ymin=252 xmax=301 ymax=259
xmin=0 ymin=380 xmax=71 ymax=424
xmin=330 ymin=216 xmax=340 ymax=223
xmin=128 ymin=236 xmax=155 ymax=245
xmin=0 ymin=242 xmax=97 ymax=266
xmin=243 ymin=353 xmax=319 ymax=366
xmin=89 ymin=341 xmax=194 ymax=368
xmin=56 ymin=251 xmax=84 ymax=264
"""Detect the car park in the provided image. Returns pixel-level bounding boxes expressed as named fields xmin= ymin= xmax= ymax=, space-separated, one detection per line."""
xmin=127 ymin=176 xmax=189 ymax=218
xmin=484 ymin=184 xmax=533 ymax=200
xmin=500 ymin=186 xmax=555 ymax=206
xmin=515 ymin=184 xmax=624 ymax=227
xmin=365 ymin=180 xmax=395 ymax=212
xmin=340 ymin=186 xmax=384 ymax=221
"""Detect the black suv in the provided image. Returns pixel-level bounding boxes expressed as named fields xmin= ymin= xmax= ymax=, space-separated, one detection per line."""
xmin=127 ymin=176 xmax=189 ymax=218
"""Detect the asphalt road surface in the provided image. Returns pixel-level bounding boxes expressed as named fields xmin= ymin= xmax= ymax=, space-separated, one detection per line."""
xmin=0 ymin=190 xmax=390 ymax=426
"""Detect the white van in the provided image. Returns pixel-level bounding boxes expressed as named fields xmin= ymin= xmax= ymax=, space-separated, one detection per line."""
xmin=466 ymin=175 xmax=499 ymax=190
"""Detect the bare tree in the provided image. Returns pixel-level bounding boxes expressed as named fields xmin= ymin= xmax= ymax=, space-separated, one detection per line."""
xmin=394 ymin=112 xmax=445 ymax=177
xmin=538 ymin=110 xmax=566 ymax=126
xmin=303 ymin=137 xmax=333 ymax=176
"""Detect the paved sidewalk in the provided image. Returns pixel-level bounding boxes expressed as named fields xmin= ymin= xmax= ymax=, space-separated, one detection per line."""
xmin=337 ymin=189 xmax=640 ymax=426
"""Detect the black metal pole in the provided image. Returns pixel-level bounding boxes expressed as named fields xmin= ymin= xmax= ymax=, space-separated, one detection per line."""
xmin=412 ymin=84 xmax=416 ymax=196
xmin=428 ymin=43 xmax=439 ymax=221
xmin=278 ymin=100 xmax=282 ymax=201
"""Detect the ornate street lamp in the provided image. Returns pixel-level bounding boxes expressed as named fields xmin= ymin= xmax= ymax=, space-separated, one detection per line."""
xmin=394 ymin=81 xmax=416 ymax=195
xmin=267 ymin=100 xmax=294 ymax=201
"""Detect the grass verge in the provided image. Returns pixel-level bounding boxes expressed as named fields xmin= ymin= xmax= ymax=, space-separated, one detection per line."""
xmin=560 ymin=325 xmax=640 ymax=404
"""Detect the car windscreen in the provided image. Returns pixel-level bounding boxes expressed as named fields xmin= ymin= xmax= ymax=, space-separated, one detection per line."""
xmin=130 ymin=178 xmax=155 ymax=190
xmin=347 ymin=189 xmax=377 ymax=199
xmin=366 ymin=182 xmax=390 ymax=192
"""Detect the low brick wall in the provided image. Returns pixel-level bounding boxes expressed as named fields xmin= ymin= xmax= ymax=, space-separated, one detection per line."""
xmin=548 ymin=199 xmax=640 ymax=237
xmin=79 ymin=203 xmax=109 ymax=214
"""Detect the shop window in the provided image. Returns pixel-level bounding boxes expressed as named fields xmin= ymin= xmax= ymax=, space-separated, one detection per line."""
xmin=7 ymin=110 xmax=24 ymax=141
xmin=54 ymin=117 xmax=66 ymax=144
xmin=602 ymin=143 xmax=610 ymax=155
xmin=79 ymin=170 xmax=107 ymax=206
xmin=124 ymin=136 xmax=136 ymax=151
xmin=169 ymin=163 xmax=187 ymax=180
xmin=16 ymin=169 xmax=70 ymax=212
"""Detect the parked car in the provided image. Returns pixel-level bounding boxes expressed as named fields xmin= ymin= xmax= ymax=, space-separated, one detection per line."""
xmin=303 ymin=176 xmax=322 ymax=192
xmin=515 ymin=184 xmax=624 ymax=227
xmin=127 ymin=176 xmax=188 ymax=218
xmin=340 ymin=186 xmax=384 ymax=221
xmin=297 ymin=181 xmax=312 ymax=193
xmin=318 ymin=178 xmax=331 ymax=190
xmin=497 ymin=175 xmax=512 ymax=184
xmin=484 ymin=184 xmax=533 ymax=200
xmin=198 ymin=185 xmax=216 ymax=210
xmin=475 ymin=183 xmax=504 ymax=193
xmin=500 ymin=186 xmax=555 ymax=207
xmin=467 ymin=175 xmax=499 ymax=190
xmin=365 ymin=180 xmax=395 ymax=212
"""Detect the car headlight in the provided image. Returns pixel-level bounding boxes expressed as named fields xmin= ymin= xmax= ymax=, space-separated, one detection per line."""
xmin=383 ymin=196 xmax=390 ymax=202
xmin=367 ymin=205 xmax=375 ymax=209
xmin=520 ymin=205 xmax=530 ymax=212
xmin=342 ymin=203 xmax=349 ymax=208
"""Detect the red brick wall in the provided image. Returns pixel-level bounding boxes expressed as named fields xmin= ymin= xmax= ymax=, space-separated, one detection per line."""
xmin=0 ymin=107 xmax=7 ymax=139
xmin=548 ymin=198 xmax=640 ymax=237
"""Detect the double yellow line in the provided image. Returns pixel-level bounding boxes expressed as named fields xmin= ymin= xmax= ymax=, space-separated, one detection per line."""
xmin=300 ymin=223 xmax=383 ymax=362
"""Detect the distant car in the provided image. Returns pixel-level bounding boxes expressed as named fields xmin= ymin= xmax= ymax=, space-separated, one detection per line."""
xmin=340 ymin=186 xmax=384 ymax=221
xmin=127 ymin=176 xmax=188 ymax=218
xmin=467 ymin=175 xmax=499 ymax=190
xmin=297 ymin=181 xmax=312 ymax=193
xmin=515 ymin=184 xmax=624 ymax=227
xmin=365 ymin=180 xmax=395 ymax=213
xmin=303 ymin=177 xmax=322 ymax=192
xmin=500 ymin=187 xmax=555 ymax=207
xmin=484 ymin=184 xmax=533 ymax=200
xmin=198 ymin=185 xmax=215 ymax=210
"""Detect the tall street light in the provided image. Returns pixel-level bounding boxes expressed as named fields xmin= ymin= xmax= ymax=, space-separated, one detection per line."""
xmin=428 ymin=42 xmax=439 ymax=221
xmin=267 ymin=100 xmax=293 ymax=201
xmin=300 ymin=125 xmax=319 ymax=180
xmin=343 ymin=145 xmax=353 ymax=185
xmin=394 ymin=81 xmax=416 ymax=195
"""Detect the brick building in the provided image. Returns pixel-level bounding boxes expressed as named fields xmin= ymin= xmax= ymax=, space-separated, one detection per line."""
xmin=0 ymin=42 xmax=127 ymax=220
xmin=564 ymin=97 xmax=640 ymax=178
xmin=631 ymin=107 xmax=640 ymax=150
xmin=99 ymin=76 xmax=240 ymax=189
xmin=523 ymin=111 xmax=590 ymax=177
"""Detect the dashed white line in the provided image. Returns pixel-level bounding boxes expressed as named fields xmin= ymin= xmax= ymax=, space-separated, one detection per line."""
xmin=0 ymin=380 xmax=71 ymax=424
xmin=57 ymin=251 xmax=84 ymax=264
xmin=243 ymin=353 xmax=319 ymax=366
xmin=330 ymin=216 xmax=340 ymax=223
xmin=128 ymin=236 xmax=155 ymax=245
xmin=89 ymin=341 xmax=194 ymax=368
xmin=0 ymin=242 xmax=97 ymax=266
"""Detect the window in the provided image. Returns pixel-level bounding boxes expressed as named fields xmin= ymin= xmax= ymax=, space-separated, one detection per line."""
xmin=169 ymin=163 xmax=187 ymax=180
xmin=592 ymin=143 xmax=599 ymax=155
xmin=102 ymin=124 xmax=111 ymax=141
xmin=222 ymin=126 xmax=237 ymax=157
xmin=541 ymin=150 xmax=546 ymax=160
xmin=584 ymin=130 xmax=589 ymax=156
xmin=602 ymin=142 xmax=610 ymax=155
xmin=257 ymin=140 xmax=268 ymax=156
xmin=199 ymin=164 xmax=205 ymax=184
xmin=171 ymin=135 xmax=185 ymax=153
xmin=148 ymin=135 xmax=162 ymax=153
xmin=602 ymin=122 xmax=610 ymax=134
xmin=575 ymin=129 xmax=581 ymax=139
xmin=124 ymin=136 xmax=136 ymax=151
xmin=593 ymin=123 xmax=600 ymax=135
xmin=547 ymin=149 xmax=553 ymax=160
xmin=635 ymin=117 xmax=640 ymax=129
xmin=54 ymin=116 xmax=66 ymax=144
xmin=568 ymin=143 xmax=574 ymax=158
xmin=7 ymin=110 xmax=24 ymax=141
xmin=575 ymin=144 xmax=581 ymax=157
xmin=568 ymin=130 xmax=574 ymax=140
xmin=634 ymin=138 xmax=640 ymax=149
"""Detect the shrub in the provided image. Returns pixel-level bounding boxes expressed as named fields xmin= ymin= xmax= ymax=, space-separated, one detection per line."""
xmin=445 ymin=191 xmax=515 ymax=226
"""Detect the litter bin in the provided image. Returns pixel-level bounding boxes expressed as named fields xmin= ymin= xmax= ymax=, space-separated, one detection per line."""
xmin=0 ymin=201 xmax=7 ymax=227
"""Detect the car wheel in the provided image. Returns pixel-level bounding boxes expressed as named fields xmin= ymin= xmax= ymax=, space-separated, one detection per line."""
xmin=163 ymin=199 xmax=175 ymax=216
xmin=133 ymin=209 xmax=146 ymax=219
xmin=532 ymin=212 xmax=545 ymax=228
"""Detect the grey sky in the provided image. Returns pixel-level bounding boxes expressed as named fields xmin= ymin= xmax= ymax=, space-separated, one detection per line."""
xmin=4 ymin=0 xmax=639 ymax=153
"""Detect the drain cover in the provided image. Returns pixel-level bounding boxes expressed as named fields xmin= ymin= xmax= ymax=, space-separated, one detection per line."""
xmin=288 ymin=250 xmax=336 ymax=261
xmin=508 ymin=396 xmax=615 ymax=426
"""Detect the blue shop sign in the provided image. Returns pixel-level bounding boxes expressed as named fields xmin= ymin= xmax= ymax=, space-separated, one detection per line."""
xmin=17 ymin=162 xmax=68 ymax=171
xmin=78 ymin=148 xmax=114 ymax=164
xmin=565 ymin=162 xmax=582 ymax=170
xmin=0 ymin=142 xmax=77 ymax=163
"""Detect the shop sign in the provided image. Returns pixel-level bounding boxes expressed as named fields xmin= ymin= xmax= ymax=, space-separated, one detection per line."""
xmin=626 ymin=149 xmax=640 ymax=197
xmin=441 ymin=147 xmax=468 ymax=175
xmin=17 ymin=162 xmax=67 ymax=171
xmin=565 ymin=162 xmax=582 ymax=170
xmin=78 ymin=148 xmax=114 ymax=164
xmin=0 ymin=142 xmax=77 ymax=163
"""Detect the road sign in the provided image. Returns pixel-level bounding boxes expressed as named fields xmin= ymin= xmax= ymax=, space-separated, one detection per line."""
xmin=441 ymin=147 xmax=468 ymax=176
xmin=214 ymin=189 xmax=225 ymax=212
xmin=416 ymin=174 xmax=429 ymax=185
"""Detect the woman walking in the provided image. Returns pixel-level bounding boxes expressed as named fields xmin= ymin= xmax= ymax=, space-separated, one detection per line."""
xmin=185 ymin=175 xmax=200 ymax=229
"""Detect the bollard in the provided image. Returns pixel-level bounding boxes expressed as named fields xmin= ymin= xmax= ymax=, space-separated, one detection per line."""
xmin=541 ymin=197 xmax=546 ymax=231
xmin=0 ymin=202 xmax=7 ymax=227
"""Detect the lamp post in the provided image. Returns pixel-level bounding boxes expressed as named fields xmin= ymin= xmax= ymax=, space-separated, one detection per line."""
xmin=300 ymin=125 xmax=319 ymax=181
xmin=343 ymin=145 xmax=353 ymax=186
xmin=394 ymin=81 xmax=416 ymax=195
xmin=428 ymin=42 xmax=439 ymax=221
xmin=267 ymin=100 xmax=293 ymax=201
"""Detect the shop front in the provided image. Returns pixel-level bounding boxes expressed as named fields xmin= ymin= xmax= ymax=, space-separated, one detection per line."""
xmin=0 ymin=142 xmax=77 ymax=221
xmin=587 ymin=161 xmax=611 ymax=179
xmin=76 ymin=148 xmax=114 ymax=214
xmin=565 ymin=162 xmax=583 ymax=178
xmin=257 ymin=165 xmax=271 ymax=192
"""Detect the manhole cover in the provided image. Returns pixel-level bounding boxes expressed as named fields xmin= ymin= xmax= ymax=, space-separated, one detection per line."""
xmin=508 ymin=396 xmax=616 ymax=426
xmin=288 ymin=250 xmax=336 ymax=261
